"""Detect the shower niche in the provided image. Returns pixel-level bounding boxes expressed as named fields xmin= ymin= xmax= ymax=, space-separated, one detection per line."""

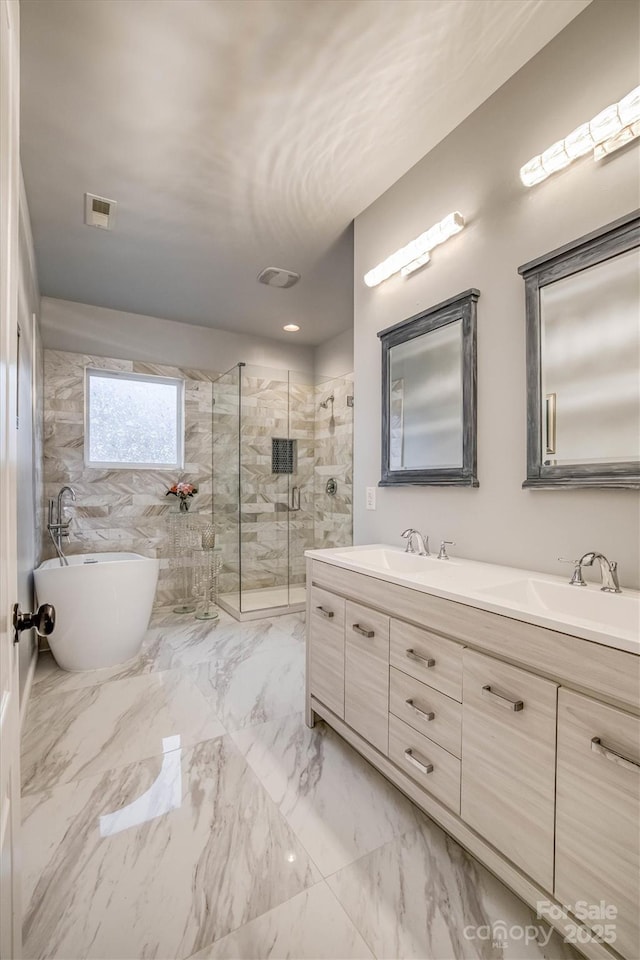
xmin=212 ymin=363 xmax=353 ymax=619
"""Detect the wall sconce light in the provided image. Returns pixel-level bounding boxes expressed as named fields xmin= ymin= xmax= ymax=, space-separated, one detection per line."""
xmin=363 ymin=212 xmax=465 ymax=287
xmin=520 ymin=86 xmax=640 ymax=187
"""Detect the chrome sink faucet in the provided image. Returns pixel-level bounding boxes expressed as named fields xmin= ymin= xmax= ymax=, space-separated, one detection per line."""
xmin=401 ymin=528 xmax=430 ymax=556
xmin=579 ymin=551 xmax=622 ymax=593
xmin=559 ymin=551 xmax=621 ymax=593
xmin=48 ymin=485 xmax=76 ymax=566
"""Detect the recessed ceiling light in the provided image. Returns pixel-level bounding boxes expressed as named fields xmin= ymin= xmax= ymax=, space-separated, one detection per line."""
xmin=283 ymin=324 xmax=300 ymax=332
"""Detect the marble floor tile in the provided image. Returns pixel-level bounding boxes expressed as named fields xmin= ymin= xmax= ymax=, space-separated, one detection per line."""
xmin=149 ymin=605 xmax=236 ymax=629
xmin=232 ymin=713 xmax=422 ymax=876
xmin=22 ymin=736 xmax=320 ymax=960
xmin=155 ymin=617 xmax=302 ymax=671
xmin=189 ymin=882 xmax=373 ymax=959
xmin=21 ymin=669 xmax=226 ymax=795
xmin=190 ymin=642 xmax=305 ymax=731
xmin=327 ymin=820 xmax=581 ymax=960
xmin=30 ymin=643 xmax=159 ymax=696
xmin=264 ymin=611 xmax=306 ymax=641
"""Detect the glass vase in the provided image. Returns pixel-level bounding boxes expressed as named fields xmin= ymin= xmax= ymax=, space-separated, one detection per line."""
xmin=168 ymin=510 xmax=196 ymax=614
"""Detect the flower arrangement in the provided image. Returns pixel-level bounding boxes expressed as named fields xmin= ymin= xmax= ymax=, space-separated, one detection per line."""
xmin=166 ymin=481 xmax=198 ymax=512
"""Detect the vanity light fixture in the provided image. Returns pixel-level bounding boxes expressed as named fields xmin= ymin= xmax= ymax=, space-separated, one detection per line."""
xmin=283 ymin=323 xmax=300 ymax=332
xmin=363 ymin=212 xmax=465 ymax=288
xmin=520 ymin=85 xmax=640 ymax=187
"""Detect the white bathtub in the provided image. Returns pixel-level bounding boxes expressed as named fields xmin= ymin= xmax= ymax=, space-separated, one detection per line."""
xmin=34 ymin=553 xmax=159 ymax=672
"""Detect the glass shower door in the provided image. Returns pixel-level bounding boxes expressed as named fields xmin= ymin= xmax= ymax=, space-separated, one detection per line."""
xmin=212 ymin=364 xmax=241 ymax=613
xmin=287 ymin=370 xmax=315 ymax=607
xmin=239 ymin=365 xmax=290 ymax=614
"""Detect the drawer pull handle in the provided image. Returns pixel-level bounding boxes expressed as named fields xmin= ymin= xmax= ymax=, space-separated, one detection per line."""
xmin=405 ymin=698 xmax=435 ymax=722
xmin=316 ymin=606 xmax=334 ymax=619
xmin=591 ymin=737 xmax=640 ymax=772
xmin=352 ymin=623 xmax=374 ymax=638
xmin=404 ymin=748 xmax=434 ymax=775
xmin=405 ymin=648 xmax=435 ymax=667
xmin=481 ymin=685 xmax=524 ymax=712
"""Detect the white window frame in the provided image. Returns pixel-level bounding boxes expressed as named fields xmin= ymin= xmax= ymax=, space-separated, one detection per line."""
xmin=84 ymin=367 xmax=185 ymax=470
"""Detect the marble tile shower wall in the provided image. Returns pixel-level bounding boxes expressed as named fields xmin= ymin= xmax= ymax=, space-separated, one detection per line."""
xmin=238 ymin=375 xmax=316 ymax=591
xmin=44 ymin=351 xmax=354 ymax=605
xmin=213 ymin=371 xmax=354 ymax=597
xmin=42 ymin=350 xmax=217 ymax=605
xmin=313 ymin=375 xmax=353 ymax=553
xmin=212 ymin=371 xmax=241 ymax=597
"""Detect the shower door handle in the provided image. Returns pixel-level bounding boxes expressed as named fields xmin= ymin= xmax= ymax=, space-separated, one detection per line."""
xmin=290 ymin=486 xmax=301 ymax=511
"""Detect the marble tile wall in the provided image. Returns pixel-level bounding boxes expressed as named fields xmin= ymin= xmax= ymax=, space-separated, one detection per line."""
xmin=44 ymin=352 xmax=354 ymax=607
xmin=213 ymin=368 xmax=354 ymax=599
xmin=212 ymin=367 xmax=354 ymax=599
xmin=238 ymin=373 xmax=316 ymax=591
xmin=313 ymin=375 xmax=353 ymax=553
xmin=212 ymin=368 xmax=241 ymax=597
xmin=42 ymin=350 xmax=217 ymax=604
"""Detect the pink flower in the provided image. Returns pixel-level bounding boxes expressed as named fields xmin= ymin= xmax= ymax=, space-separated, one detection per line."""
xmin=166 ymin=480 xmax=198 ymax=499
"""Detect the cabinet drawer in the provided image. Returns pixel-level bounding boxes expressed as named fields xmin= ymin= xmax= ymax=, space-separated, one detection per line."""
xmin=345 ymin=601 xmax=390 ymax=754
xmin=555 ymin=689 xmax=640 ymax=960
xmin=389 ymin=714 xmax=460 ymax=813
xmin=389 ymin=667 xmax=462 ymax=758
xmin=390 ymin=620 xmax=463 ymax=701
xmin=308 ymin=586 xmax=345 ymax=718
xmin=461 ymin=649 xmax=557 ymax=891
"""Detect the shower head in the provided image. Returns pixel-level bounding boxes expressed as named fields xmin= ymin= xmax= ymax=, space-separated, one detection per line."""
xmin=319 ymin=394 xmax=335 ymax=409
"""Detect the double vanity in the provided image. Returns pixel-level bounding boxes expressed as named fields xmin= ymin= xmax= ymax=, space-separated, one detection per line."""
xmin=305 ymin=544 xmax=640 ymax=960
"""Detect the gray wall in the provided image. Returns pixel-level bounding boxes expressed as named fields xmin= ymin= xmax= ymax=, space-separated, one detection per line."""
xmin=17 ymin=177 xmax=44 ymax=704
xmin=353 ymin=0 xmax=640 ymax=588
xmin=41 ymin=297 xmax=316 ymax=374
xmin=314 ymin=328 xmax=354 ymax=379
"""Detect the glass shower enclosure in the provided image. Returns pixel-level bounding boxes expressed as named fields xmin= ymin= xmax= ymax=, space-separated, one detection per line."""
xmin=212 ymin=362 xmax=353 ymax=619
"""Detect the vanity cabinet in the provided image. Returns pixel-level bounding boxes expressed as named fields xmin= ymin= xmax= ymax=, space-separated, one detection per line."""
xmin=388 ymin=714 xmax=461 ymax=811
xmin=555 ymin=689 xmax=640 ymax=960
xmin=306 ymin=557 xmax=639 ymax=960
xmin=461 ymin=650 xmax=558 ymax=890
xmin=390 ymin=619 xmax=463 ymax=701
xmin=308 ymin=585 xmax=345 ymax=718
xmin=389 ymin=667 xmax=462 ymax=757
xmin=344 ymin=601 xmax=390 ymax=754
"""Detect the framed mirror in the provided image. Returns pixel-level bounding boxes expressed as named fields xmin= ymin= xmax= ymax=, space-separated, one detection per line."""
xmin=519 ymin=211 xmax=640 ymax=489
xmin=378 ymin=288 xmax=479 ymax=486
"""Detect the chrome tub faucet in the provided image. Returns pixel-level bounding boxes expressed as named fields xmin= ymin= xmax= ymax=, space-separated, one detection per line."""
xmin=48 ymin=485 xmax=76 ymax=565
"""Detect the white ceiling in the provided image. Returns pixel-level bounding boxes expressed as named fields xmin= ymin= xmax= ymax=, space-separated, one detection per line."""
xmin=20 ymin=0 xmax=589 ymax=346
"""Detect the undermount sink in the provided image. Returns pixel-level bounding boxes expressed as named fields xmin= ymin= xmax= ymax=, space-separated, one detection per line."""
xmin=477 ymin=578 xmax=640 ymax=636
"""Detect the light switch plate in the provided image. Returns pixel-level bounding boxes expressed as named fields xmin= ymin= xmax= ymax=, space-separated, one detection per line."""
xmin=366 ymin=487 xmax=376 ymax=510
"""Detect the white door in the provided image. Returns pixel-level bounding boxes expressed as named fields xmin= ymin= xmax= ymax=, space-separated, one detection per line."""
xmin=0 ymin=1 xmax=23 ymax=957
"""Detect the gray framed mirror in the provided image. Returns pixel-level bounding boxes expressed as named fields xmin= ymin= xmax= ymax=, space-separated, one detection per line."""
xmin=378 ymin=288 xmax=479 ymax=486
xmin=519 ymin=211 xmax=640 ymax=489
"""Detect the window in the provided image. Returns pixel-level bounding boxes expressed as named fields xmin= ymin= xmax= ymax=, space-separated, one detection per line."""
xmin=85 ymin=368 xmax=184 ymax=469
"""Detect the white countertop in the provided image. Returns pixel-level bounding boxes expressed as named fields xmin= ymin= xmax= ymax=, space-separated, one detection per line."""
xmin=304 ymin=544 xmax=640 ymax=655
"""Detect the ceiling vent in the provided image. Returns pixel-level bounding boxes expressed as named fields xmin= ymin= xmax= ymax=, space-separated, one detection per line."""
xmin=257 ymin=267 xmax=301 ymax=289
xmin=84 ymin=193 xmax=117 ymax=230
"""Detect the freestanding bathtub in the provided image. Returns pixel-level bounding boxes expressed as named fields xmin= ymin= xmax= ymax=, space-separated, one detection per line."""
xmin=34 ymin=553 xmax=159 ymax=672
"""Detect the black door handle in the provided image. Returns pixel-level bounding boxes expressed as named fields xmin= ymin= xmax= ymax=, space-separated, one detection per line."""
xmin=13 ymin=603 xmax=55 ymax=644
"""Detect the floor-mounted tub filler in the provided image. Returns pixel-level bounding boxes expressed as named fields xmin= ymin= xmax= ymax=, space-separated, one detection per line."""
xmin=34 ymin=553 xmax=159 ymax=671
